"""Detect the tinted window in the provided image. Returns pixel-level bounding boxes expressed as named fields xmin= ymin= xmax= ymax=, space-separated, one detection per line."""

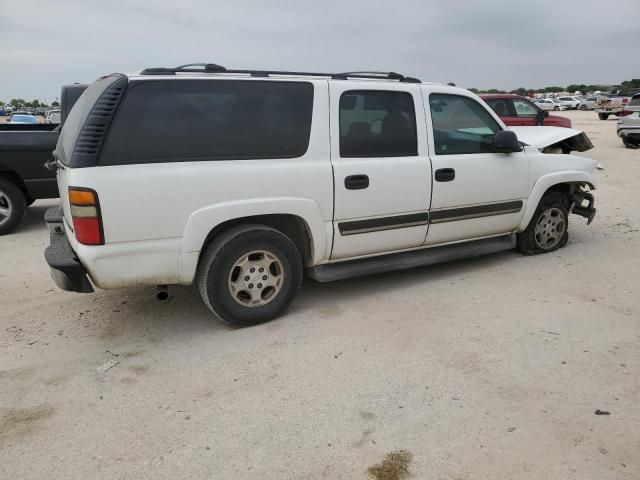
xmin=512 ymin=99 xmax=538 ymax=117
xmin=628 ymin=96 xmax=640 ymax=106
xmin=339 ymin=90 xmax=417 ymax=157
xmin=430 ymin=94 xmax=502 ymax=155
xmin=101 ymin=80 xmax=313 ymax=165
xmin=485 ymin=99 xmax=511 ymax=117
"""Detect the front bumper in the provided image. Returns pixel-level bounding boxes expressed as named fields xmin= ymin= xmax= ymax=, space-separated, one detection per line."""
xmin=44 ymin=206 xmax=94 ymax=293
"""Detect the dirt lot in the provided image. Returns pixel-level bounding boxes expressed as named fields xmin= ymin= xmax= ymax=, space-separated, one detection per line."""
xmin=1 ymin=110 xmax=638 ymax=479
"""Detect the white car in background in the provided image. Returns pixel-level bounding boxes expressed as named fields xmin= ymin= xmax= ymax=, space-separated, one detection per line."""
xmin=534 ymin=98 xmax=567 ymax=111
xmin=578 ymin=97 xmax=597 ymax=110
xmin=557 ymin=96 xmax=581 ymax=110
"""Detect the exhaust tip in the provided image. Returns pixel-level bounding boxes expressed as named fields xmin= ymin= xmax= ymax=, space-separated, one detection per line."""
xmin=156 ymin=286 xmax=169 ymax=301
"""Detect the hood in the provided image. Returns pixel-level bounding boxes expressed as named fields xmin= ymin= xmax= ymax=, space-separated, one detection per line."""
xmin=510 ymin=126 xmax=593 ymax=154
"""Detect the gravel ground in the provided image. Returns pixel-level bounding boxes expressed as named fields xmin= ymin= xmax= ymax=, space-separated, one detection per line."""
xmin=1 ymin=110 xmax=638 ymax=479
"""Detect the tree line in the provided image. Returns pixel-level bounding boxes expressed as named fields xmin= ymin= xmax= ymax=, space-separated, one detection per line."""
xmin=469 ymin=79 xmax=640 ymax=96
xmin=0 ymin=99 xmax=60 ymax=108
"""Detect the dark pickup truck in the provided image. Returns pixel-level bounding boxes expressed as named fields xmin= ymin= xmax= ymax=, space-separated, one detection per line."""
xmin=0 ymin=84 xmax=86 ymax=235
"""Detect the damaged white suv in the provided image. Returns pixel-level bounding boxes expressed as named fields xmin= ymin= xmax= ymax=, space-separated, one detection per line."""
xmin=45 ymin=64 xmax=598 ymax=326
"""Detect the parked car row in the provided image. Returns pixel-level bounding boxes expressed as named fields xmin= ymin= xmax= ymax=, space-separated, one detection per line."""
xmin=617 ymin=93 xmax=640 ymax=148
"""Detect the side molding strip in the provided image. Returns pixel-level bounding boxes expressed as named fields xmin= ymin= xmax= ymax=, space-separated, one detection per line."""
xmin=338 ymin=212 xmax=430 ymax=236
xmin=337 ymin=200 xmax=523 ymax=236
xmin=430 ymin=200 xmax=523 ymax=224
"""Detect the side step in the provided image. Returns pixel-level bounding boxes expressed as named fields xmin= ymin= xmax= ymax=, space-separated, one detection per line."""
xmin=307 ymin=235 xmax=516 ymax=282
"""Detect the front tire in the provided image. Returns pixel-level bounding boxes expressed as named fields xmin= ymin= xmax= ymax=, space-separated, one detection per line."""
xmin=517 ymin=192 xmax=569 ymax=255
xmin=197 ymin=224 xmax=303 ymax=327
xmin=0 ymin=177 xmax=27 ymax=235
xmin=598 ymin=113 xmax=609 ymax=120
xmin=580 ymin=104 xmax=587 ymax=111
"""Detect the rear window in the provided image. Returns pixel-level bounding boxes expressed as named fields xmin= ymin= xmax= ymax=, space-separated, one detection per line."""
xmin=100 ymin=79 xmax=314 ymax=165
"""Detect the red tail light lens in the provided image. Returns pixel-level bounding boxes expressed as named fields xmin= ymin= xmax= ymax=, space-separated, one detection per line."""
xmin=619 ymin=109 xmax=632 ymax=117
xmin=68 ymin=187 xmax=104 ymax=245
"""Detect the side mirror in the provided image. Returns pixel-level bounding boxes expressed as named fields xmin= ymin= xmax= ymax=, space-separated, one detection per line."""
xmin=494 ymin=130 xmax=522 ymax=153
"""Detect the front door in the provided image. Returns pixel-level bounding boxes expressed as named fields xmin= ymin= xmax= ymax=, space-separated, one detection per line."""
xmin=329 ymin=83 xmax=431 ymax=260
xmin=425 ymin=92 xmax=530 ymax=246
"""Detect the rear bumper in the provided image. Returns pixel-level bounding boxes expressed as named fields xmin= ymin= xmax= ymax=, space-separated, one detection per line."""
xmin=44 ymin=206 xmax=94 ymax=293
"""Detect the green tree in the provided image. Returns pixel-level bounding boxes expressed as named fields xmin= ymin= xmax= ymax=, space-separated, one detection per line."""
xmin=9 ymin=98 xmax=25 ymax=108
xmin=51 ymin=100 xmax=60 ymax=108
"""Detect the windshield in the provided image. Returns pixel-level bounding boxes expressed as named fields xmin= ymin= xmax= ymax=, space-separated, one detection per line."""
xmin=10 ymin=115 xmax=38 ymax=123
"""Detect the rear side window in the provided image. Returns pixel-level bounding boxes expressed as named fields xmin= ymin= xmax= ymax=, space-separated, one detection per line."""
xmin=430 ymin=94 xmax=501 ymax=155
xmin=339 ymin=90 xmax=417 ymax=157
xmin=100 ymin=80 xmax=314 ymax=165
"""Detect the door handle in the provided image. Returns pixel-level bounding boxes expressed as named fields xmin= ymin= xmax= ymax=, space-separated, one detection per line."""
xmin=345 ymin=174 xmax=369 ymax=190
xmin=435 ymin=168 xmax=455 ymax=182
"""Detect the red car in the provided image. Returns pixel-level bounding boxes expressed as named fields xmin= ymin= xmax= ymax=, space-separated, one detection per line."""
xmin=480 ymin=94 xmax=572 ymax=128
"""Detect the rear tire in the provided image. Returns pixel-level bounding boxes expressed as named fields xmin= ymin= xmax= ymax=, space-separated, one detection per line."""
xmin=197 ymin=224 xmax=303 ymax=327
xmin=0 ymin=177 xmax=27 ymax=235
xmin=598 ymin=113 xmax=609 ymax=120
xmin=623 ymin=138 xmax=639 ymax=149
xmin=517 ymin=192 xmax=569 ymax=255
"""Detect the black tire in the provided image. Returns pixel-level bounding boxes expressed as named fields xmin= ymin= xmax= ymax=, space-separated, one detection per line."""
xmin=554 ymin=106 xmax=559 ymax=111
xmin=0 ymin=177 xmax=27 ymax=235
xmin=580 ymin=104 xmax=587 ymax=111
xmin=517 ymin=191 xmax=569 ymax=255
xmin=197 ymin=224 xmax=303 ymax=327
xmin=598 ymin=113 xmax=609 ymax=120
xmin=623 ymin=138 xmax=639 ymax=149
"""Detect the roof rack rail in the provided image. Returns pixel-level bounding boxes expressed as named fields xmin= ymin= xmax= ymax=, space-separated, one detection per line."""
xmin=139 ymin=64 xmax=421 ymax=83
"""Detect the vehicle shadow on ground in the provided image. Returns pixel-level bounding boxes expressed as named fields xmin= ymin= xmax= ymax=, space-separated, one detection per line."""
xmin=86 ymin=249 xmax=519 ymax=343
xmin=296 ymin=249 xmax=518 ymax=310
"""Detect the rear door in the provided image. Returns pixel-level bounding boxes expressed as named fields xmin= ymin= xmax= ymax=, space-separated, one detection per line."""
xmin=329 ymin=83 xmax=431 ymax=259
xmin=424 ymin=90 xmax=530 ymax=245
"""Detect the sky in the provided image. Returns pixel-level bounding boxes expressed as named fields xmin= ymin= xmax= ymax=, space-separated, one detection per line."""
xmin=1 ymin=0 xmax=638 ymax=102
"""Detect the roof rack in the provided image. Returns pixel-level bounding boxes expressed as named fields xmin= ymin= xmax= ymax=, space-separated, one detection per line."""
xmin=139 ymin=64 xmax=421 ymax=83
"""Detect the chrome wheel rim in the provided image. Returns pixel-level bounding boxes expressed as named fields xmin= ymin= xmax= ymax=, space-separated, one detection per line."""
xmin=228 ymin=250 xmax=285 ymax=307
xmin=0 ymin=191 xmax=12 ymax=226
xmin=534 ymin=207 xmax=566 ymax=249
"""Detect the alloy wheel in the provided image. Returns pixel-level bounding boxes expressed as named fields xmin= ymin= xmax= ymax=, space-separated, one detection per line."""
xmin=228 ymin=250 xmax=285 ymax=307
xmin=534 ymin=207 xmax=566 ymax=249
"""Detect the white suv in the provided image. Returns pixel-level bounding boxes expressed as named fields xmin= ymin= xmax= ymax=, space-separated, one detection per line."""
xmin=45 ymin=64 xmax=598 ymax=326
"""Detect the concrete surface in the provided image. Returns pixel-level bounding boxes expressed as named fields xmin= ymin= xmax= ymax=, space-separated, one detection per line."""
xmin=1 ymin=110 xmax=638 ymax=479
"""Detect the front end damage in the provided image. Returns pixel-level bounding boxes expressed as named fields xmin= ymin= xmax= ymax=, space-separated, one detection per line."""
xmin=570 ymin=185 xmax=596 ymax=225
xmin=510 ymin=126 xmax=594 ymax=154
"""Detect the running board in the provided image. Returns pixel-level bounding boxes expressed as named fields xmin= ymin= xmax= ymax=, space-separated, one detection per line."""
xmin=307 ymin=235 xmax=516 ymax=282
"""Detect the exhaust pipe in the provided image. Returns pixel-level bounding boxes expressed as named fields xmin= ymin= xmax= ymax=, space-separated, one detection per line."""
xmin=156 ymin=285 xmax=169 ymax=301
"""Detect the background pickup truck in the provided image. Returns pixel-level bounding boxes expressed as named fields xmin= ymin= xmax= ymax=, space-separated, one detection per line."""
xmin=0 ymin=84 xmax=86 ymax=235
xmin=595 ymin=95 xmax=631 ymax=120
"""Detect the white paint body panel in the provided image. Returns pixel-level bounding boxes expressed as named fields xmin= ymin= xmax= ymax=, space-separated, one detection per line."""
xmin=56 ymin=75 xmax=599 ymax=290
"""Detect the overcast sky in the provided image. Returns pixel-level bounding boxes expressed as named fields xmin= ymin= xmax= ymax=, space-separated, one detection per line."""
xmin=1 ymin=0 xmax=638 ymax=102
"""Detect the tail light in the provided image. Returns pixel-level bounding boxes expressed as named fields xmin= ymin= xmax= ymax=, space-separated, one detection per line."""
xmin=68 ymin=187 xmax=104 ymax=245
xmin=619 ymin=109 xmax=632 ymax=117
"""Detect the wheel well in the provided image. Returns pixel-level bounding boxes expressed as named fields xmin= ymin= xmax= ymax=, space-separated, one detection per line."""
xmin=200 ymin=214 xmax=313 ymax=266
xmin=544 ymin=182 xmax=592 ymax=201
xmin=0 ymin=169 xmax=29 ymax=200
